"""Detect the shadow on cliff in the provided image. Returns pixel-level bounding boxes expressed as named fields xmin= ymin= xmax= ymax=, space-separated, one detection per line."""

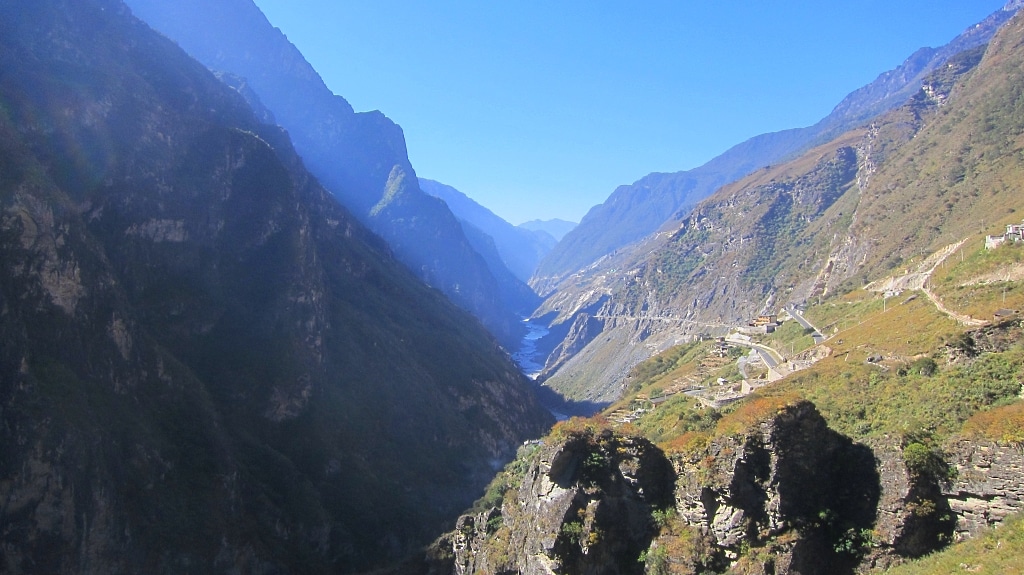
xmin=775 ymin=414 xmax=882 ymax=575
xmin=697 ymin=402 xmax=883 ymax=575
xmin=532 ymin=383 xmax=610 ymax=419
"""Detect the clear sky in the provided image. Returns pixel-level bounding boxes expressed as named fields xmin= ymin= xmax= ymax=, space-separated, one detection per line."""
xmin=251 ymin=1 xmax=1006 ymax=225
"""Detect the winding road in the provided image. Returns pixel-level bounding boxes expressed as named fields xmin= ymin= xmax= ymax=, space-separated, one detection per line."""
xmin=725 ymin=335 xmax=782 ymax=368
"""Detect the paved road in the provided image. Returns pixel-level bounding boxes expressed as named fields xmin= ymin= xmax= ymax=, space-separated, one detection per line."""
xmin=753 ymin=347 xmax=779 ymax=368
xmin=788 ymin=307 xmax=826 ymax=344
xmin=725 ymin=336 xmax=781 ymax=368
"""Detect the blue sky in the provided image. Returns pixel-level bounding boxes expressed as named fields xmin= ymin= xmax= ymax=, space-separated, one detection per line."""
xmin=252 ymin=1 xmax=1005 ymax=225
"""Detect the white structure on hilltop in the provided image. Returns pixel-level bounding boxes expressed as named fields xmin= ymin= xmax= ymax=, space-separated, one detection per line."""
xmin=985 ymin=220 xmax=1024 ymax=249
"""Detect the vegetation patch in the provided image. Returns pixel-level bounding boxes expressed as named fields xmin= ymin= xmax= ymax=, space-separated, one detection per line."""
xmin=642 ymin=509 xmax=719 ymax=575
xmin=713 ymin=393 xmax=804 ymax=439
xmin=471 ymin=442 xmax=542 ymax=512
xmin=962 ymin=401 xmax=1024 ymax=445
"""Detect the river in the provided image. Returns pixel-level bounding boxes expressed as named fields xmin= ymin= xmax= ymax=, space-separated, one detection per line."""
xmin=511 ymin=317 xmax=548 ymax=380
xmin=511 ymin=318 xmax=572 ymax=421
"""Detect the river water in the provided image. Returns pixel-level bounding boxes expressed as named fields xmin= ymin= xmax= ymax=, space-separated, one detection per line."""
xmin=511 ymin=318 xmax=548 ymax=380
xmin=512 ymin=318 xmax=574 ymax=421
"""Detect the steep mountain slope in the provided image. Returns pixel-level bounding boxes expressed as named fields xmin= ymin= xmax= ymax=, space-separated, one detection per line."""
xmin=0 ymin=1 xmax=552 ymax=572
xmin=427 ymin=340 xmax=1024 ymax=575
xmin=533 ymin=3 xmax=1022 ymax=291
xmin=122 ymin=0 xmax=526 ymax=348
xmin=536 ymin=10 xmax=1024 ymax=405
xmin=419 ymin=178 xmax=551 ymax=286
xmin=450 ymin=221 xmax=541 ymax=317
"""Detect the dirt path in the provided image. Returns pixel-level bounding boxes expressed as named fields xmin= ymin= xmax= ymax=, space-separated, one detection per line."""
xmin=868 ymin=238 xmax=987 ymax=326
xmin=921 ymin=283 xmax=988 ymax=326
xmin=921 ymin=239 xmax=988 ymax=326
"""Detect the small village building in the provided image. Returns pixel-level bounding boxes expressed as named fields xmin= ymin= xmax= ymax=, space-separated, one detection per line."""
xmin=987 ymin=235 xmax=1007 ymax=249
xmin=749 ymin=314 xmax=778 ymax=327
xmin=985 ymin=219 xmax=1024 ymax=249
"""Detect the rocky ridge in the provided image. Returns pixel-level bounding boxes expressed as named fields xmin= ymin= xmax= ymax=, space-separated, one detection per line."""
xmin=426 ymin=400 xmax=1024 ymax=575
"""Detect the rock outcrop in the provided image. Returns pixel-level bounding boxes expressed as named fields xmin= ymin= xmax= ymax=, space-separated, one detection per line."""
xmin=945 ymin=439 xmax=1024 ymax=539
xmin=427 ymin=427 xmax=675 ymax=575
xmin=425 ymin=400 xmax=1022 ymax=575
xmin=669 ymin=401 xmax=882 ymax=574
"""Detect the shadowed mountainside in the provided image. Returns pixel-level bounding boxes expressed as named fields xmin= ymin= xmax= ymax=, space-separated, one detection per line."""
xmin=123 ymin=0 xmax=529 ymax=348
xmin=0 ymin=0 xmax=552 ymax=571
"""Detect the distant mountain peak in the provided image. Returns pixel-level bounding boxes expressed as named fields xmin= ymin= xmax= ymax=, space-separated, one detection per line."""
xmin=418 ymin=177 xmax=554 ymax=285
xmin=518 ymin=219 xmax=578 ymax=242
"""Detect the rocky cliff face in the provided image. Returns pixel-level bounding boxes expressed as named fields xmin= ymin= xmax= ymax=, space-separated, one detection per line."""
xmin=124 ymin=0 xmax=530 ymax=348
xmin=665 ymin=401 xmax=888 ymax=574
xmin=0 ymin=1 xmax=552 ymax=571
xmin=426 ymin=426 xmax=676 ymax=575
xmin=424 ymin=400 xmax=1023 ymax=575
xmin=945 ymin=439 xmax=1024 ymax=540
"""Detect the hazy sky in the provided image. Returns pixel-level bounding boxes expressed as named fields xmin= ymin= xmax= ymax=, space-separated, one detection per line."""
xmin=251 ymin=1 xmax=1005 ymax=225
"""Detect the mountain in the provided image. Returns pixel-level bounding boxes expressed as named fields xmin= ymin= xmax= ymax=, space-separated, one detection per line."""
xmin=0 ymin=0 xmax=552 ymax=572
xmin=449 ymin=220 xmax=541 ymax=317
xmin=519 ymin=218 xmax=577 ymax=242
xmin=419 ymin=178 xmax=551 ymax=287
xmin=417 ymin=15 xmax=1024 ymax=573
xmin=531 ymin=3 xmax=1023 ymax=293
xmin=122 ymin=0 xmax=526 ymax=348
xmin=534 ymin=9 xmax=1024 ymax=405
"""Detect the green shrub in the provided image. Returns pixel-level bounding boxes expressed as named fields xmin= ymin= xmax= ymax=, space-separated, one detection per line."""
xmin=909 ymin=357 xmax=938 ymax=377
xmin=560 ymin=520 xmax=584 ymax=545
xmin=902 ymin=438 xmax=954 ymax=484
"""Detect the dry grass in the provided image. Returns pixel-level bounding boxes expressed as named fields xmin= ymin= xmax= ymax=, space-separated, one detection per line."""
xmin=962 ymin=401 xmax=1024 ymax=444
xmin=713 ymin=393 xmax=804 ymax=438
xmin=931 ymin=240 xmax=1024 ymax=320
